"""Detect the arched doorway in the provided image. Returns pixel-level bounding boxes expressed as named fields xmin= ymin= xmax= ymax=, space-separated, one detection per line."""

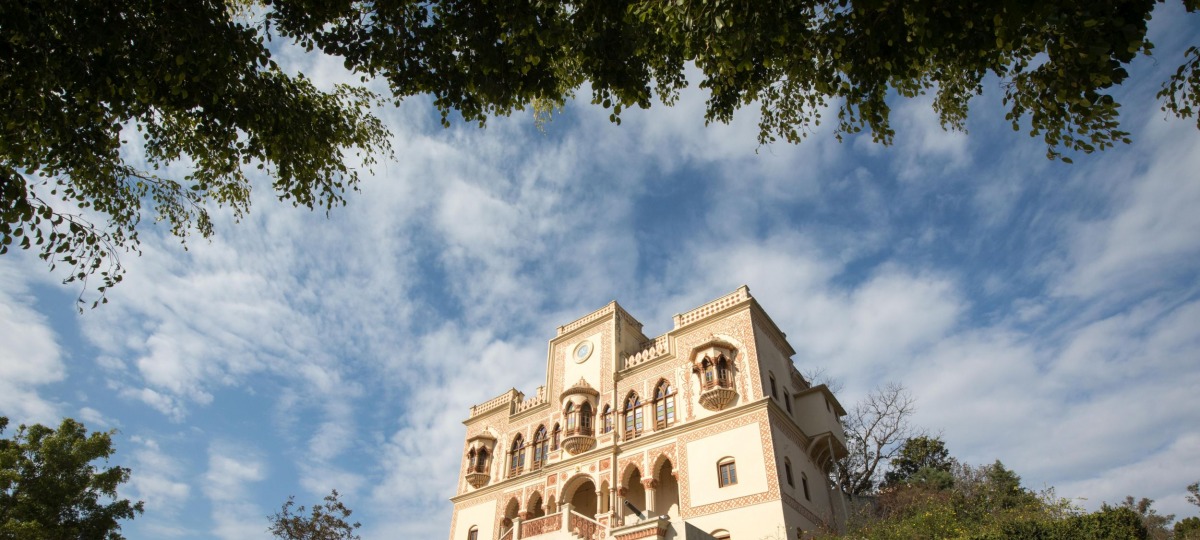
xmin=562 ymin=475 xmax=599 ymax=518
xmin=624 ymin=468 xmax=646 ymax=520
xmin=501 ymin=497 xmax=520 ymax=533
xmin=655 ymin=459 xmax=681 ymax=518
xmin=527 ymin=492 xmax=546 ymax=518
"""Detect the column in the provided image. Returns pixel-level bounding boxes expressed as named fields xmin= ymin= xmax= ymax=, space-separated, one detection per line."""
xmin=642 ymin=478 xmax=658 ymax=516
xmin=616 ymin=486 xmax=628 ymax=526
xmin=561 ymin=502 xmax=572 ymax=533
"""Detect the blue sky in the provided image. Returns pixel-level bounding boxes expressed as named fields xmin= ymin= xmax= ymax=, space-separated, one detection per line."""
xmin=2 ymin=6 xmax=1200 ymax=539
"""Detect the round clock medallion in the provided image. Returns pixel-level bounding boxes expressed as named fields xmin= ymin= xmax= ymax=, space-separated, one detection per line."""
xmin=573 ymin=341 xmax=593 ymax=363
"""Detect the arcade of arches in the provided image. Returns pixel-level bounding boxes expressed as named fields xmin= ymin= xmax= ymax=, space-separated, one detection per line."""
xmin=504 ymin=459 xmax=681 ymax=528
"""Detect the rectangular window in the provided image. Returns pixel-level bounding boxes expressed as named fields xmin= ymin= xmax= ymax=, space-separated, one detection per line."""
xmin=718 ymin=461 xmax=738 ymax=487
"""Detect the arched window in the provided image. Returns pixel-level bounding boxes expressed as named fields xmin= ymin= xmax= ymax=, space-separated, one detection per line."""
xmin=718 ymin=458 xmax=737 ymax=487
xmin=467 ymin=448 xmax=477 ymax=472
xmin=802 ymin=472 xmax=811 ymax=501
xmin=785 ymin=393 xmax=793 ymax=414
xmin=474 ymin=447 xmax=489 ymax=473
xmin=784 ymin=457 xmax=794 ymax=487
xmin=509 ymin=434 xmax=525 ymax=477
xmin=552 ymin=423 xmax=561 ymax=450
xmin=624 ymin=392 xmax=643 ymax=440
xmin=565 ymin=402 xmax=576 ymax=431
xmin=532 ymin=426 xmax=549 ymax=470
xmin=653 ymin=379 xmax=676 ymax=429
xmin=711 ymin=530 xmax=731 ymax=540
xmin=601 ymin=405 xmax=613 ymax=433
xmin=769 ymin=373 xmax=778 ymax=400
xmin=580 ymin=402 xmax=593 ymax=434
xmin=701 ymin=357 xmax=716 ymax=387
xmin=716 ymin=355 xmax=731 ymax=387
xmin=467 ymin=526 xmax=479 ymax=540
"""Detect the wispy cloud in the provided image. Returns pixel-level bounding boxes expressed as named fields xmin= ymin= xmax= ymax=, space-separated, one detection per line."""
xmin=0 ymin=262 xmax=65 ymax=424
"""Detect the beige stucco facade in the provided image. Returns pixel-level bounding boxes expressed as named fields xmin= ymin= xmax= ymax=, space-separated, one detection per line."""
xmin=449 ymin=286 xmax=849 ymax=540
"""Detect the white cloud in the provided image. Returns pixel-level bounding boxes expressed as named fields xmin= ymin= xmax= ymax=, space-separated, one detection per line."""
xmin=0 ymin=262 xmax=65 ymax=424
xmin=77 ymin=406 xmax=116 ymax=428
xmin=127 ymin=436 xmax=191 ymax=512
xmin=1057 ymin=115 xmax=1200 ymax=302
xmin=886 ymin=94 xmax=972 ymax=182
xmin=204 ymin=443 xmax=269 ymax=540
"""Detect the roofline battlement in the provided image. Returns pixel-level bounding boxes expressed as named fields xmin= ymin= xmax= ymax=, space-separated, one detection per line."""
xmin=672 ymin=285 xmax=752 ymax=329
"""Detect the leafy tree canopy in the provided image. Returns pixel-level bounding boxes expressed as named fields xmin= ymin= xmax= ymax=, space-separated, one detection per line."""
xmin=4 ymin=0 xmax=1200 ymax=303
xmin=1177 ymin=516 xmax=1200 ymax=539
xmin=268 ymin=0 xmax=1200 ymax=159
xmin=269 ymin=489 xmax=361 ymax=540
xmin=1115 ymin=496 xmax=1174 ymax=540
xmin=884 ymin=435 xmax=953 ymax=487
xmin=1 ymin=0 xmax=390 ymax=307
xmin=0 ymin=417 xmax=143 ymax=540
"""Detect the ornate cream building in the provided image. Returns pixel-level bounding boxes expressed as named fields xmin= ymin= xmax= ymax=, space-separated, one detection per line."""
xmin=449 ymin=286 xmax=849 ymax=540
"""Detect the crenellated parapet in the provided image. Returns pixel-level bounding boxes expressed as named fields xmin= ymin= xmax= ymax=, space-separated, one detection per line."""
xmin=469 ymin=388 xmax=523 ymax=419
xmin=622 ymin=335 xmax=669 ymax=370
xmin=672 ymin=285 xmax=751 ymax=329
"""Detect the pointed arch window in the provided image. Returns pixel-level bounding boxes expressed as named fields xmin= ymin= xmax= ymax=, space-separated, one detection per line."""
xmin=565 ymin=402 xmax=577 ymax=431
xmin=579 ymin=402 xmax=593 ymax=434
xmin=601 ymin=405 xmax=613 ymax=433
xmin=531 ymin=426 xmax=549 ymax=470
xmin=701 ymin=354 xmax=734 ymax=390
xmin=624 ymin=392 xmax=643 ymax=440
xmin=551 ymin=423 xmax=561 ymax=450
xmin=468 ymin=447 xmax=490 ymax=474
xmin=509 ymin=434 xmax=525 ymax=477
xmin=474 ymin=447 xmax=489 ymax=473
xmin=653 ymin=380 xmax=676 ymax=429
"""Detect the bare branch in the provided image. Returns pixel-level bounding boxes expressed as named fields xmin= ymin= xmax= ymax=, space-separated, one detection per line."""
xmin=835 ymin=383 xmax=920 ymax=497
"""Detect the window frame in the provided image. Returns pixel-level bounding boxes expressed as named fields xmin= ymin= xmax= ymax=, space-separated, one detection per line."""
xmin=653 ymin=379 xmax=676 ymax=429
xmin=718 ymin=458 xmax=738 ymax=487
xmin=474 ymin=447 xmax=488 ymax=473
xmin=624 ymin=392 xmax=643 ymax=440
xmin=531 ymin=425 xmax=549 ymax=470
xmin=716 ymin=355 xmax=732 ymax=387
xmin=509 ymin=434 xmax=525 ymax=477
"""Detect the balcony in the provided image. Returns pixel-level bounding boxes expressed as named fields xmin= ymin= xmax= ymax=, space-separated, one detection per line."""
xmin=560 ymin=426 xmax=596 ymax=455
xmin=697 ymin=380 xmax=737 ymax=411
xmin=464 ymin=470 xmax=490 ymax=488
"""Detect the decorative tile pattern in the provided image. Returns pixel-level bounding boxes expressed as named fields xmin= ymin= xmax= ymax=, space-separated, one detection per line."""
xmin=676 ymin=408 xmax=780 ymax=519
xmin=618 ymin=453 xmax=644 ymax=486
xmin=647 ymin=443 xmax=677 ymax=478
